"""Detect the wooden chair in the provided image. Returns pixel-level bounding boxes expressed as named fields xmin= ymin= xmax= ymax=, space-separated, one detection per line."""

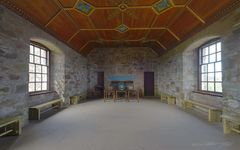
xmin=104 ymin=88 xmax=116 ymax=102
xmin=127 ymin=90 xmax=140 ymax=102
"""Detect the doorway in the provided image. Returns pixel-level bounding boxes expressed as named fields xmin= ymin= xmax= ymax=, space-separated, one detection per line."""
xmin=95 ymin=72 xmax=104 ymax=98
xmin=144 ymin=72 xmax=154 ymax=96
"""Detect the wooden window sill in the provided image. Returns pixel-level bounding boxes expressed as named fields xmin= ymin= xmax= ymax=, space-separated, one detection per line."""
xmin=29 ymin=91 xmax=56 ymax=96
xmin=192 ymin=91 xmax=223 ymax=97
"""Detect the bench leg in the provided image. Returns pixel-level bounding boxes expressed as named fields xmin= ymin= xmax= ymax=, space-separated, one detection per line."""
xmin=223 ymin=119 xmax=232 ymax=134
xmin=29 ymin=108 xmax=40 ymax=120
xmin=208 ymin=110 xmax=222 ymax=122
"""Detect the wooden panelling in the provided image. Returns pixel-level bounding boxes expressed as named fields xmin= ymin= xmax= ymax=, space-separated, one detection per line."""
xmin=90 ymin=9 xmax=122 ymax=29
xmin=81 ymin=42 xmax=103 ymax=56
xmin=158 ymin=31 xmax=179 ymax=49
xmin=153 ymin=7 xmax=184 ymax=27
xmin=188 ymin=0 xmax=232 ymax=20
xmin=147 ymin=29 xmax=165 ymax=40
xmin=124 ymin=8 xmax=156 ymax=28
xmin=125 ymin=0 xmax=158 ymax=6
xmin=85 ymin=0 xmax=122 ymax=7
xmin=169 ymin=9 xmax=202 ymax=39
xmin=69 ymin=30 xmax=98 ymax=49
xmin=8 ymin=0 xmax=61 ymax=25
xmin=143 ymin=41 xmax=165 ymax=55
xmin=68 ymin=9 xmax=93 ymax=29
xmin=3 ymin=0 xmax=239 ymax=56
xmin=58 ymin=0 xmax=77 ymax=8
xmin=46 ymin=11 xmax=78 ymax=41
xmin=98 ymin=30 xmax=147 ymax=40
xmin=172 ymin=0 xmax=189 ymax=6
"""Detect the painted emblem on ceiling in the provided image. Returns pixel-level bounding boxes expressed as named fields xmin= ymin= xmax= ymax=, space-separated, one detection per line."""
xmin=116 ymin=24 xmax=129 ymax=33
xmin=153 ymin=0 xmax=172 ymax=14
xmin=75 ymin=1 xmax=94 ymax=15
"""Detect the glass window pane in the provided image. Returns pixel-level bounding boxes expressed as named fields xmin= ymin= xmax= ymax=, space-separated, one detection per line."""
xmin=216 ymin=72 xmax=222 ymax=81
xmin=29 ymin=73 xmax=35 ymax=82
xmin=34 ymin=56 xmax=40 ymax=64
xmin=42 ymin=74 xmax=47 ymax=82
xmin=41 ymin=58 xmax=46 ymax=65
xmin=202 ymin=74 xmax=207 ymax=81
xmin=29 ymin=83 xmax=35 ymax=92
xmin=36 ymin=74 xmax=41 ymax=82
xmin=208 ymin=82 xmax=215 ymax=91
xmin=201 ymin=65 xmax=207 ymax=73
xmin=209 ymin=54 xmax=216 ymax=63
xmin=216 ymin=83 xmax=222 ymax=92
xmin=203 ymin=56 xmax=209 ymax=64
xmin=209 ymin=44 xmax=216 ymax=54
xmin=42 ymin=66 xmax=47 ymax=74
xmin=202 ymin=82 xmax=207 ymax=91
xmin=41 ymin=49 xmax=46 ymax=58
xmin=203 ymin=48 xmax=208 ymax=56
xmin=36 ymin=65 xmax=41 ymax=73
xmin=217 ymin=52 xmax=221 ymax=61
xmin=36 ymin=83 xmax=41 ymax=91
xmin=208 ymin=63 xmax=214 ymax=72
xmin=34 ymin=47 xmax=40 ymax=56
xmin=42 ymin=83 xmax=47 ymax=90
xmin=30 ymin=45 xmax=34 ymax=54
xmin=208 ymin=73 xmax=214 ymax=81
xmin=30 ymin=55 xmax=34 ymax=63
xmin=215 ymin=62 xmax=222 ymax=72
xmin=217 ymin=42 xmax=221 ymax=52
xmin=29 ymin=64 xmax=35 ymax=72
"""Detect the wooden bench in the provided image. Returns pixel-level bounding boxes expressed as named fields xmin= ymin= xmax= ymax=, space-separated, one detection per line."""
xmin=182 ymin=100 xmax=222 ymax=122
xmin=0 ymin=116 xmax=22 ymax=137
xmin=160 ymin=93 xmax=176 ymax=105
xmin=222 ymin=115 xmax=240 ymax=134
xmin=70 ymin=96 xmax=78 ymax=105
xmin=29 ymin=99 xmax=63 ymax=120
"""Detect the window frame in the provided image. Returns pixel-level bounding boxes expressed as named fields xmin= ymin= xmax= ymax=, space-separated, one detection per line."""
xmin=28 ymin=42 xmax=50 ymax=94
xmin=198 ymin=39 xmax=223 ymax=95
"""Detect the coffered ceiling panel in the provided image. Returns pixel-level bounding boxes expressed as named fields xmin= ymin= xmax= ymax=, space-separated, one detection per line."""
xmin=2 ymin=0 xmax=240 ymax=56
xmin=58 ymin=0 xmax=77 ymax=8
xmin=69 ymin=30 xmax=98 ymax=50
xmin=98 ymin=29 xmax=147 ymax=41
xmin=7 ymin=0 xmax=61 ymax=25
xmin=123 ymin=8 xmax=156 ymax=28
xmin=125 ymin=0 xmax=158 ymax=6
xmin=188 ymin=0 xmax=232 ymax=20
xmin=85 ymin=0 xmax=122 ymax=7
xmin=153 ymin=7 xmax=184 ymax=27
xmin=67 ymin=9 xmax=92 ymax=29
xmin=90 ymin=9 xmax=122 ymax=29
xmin=46 ymin=11 xmax=78 ymax=41
xmin=172 ymin=0 xmax=189 ymax=6
xmin=169 ymin=9 xmax=202 ymax=39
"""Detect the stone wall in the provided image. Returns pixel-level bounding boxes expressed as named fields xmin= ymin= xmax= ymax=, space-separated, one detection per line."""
xmin=87 ymin=47 xmax=158 ymax=98
xmin=0 ymin=6 xmax=88 ymax=125
xmin=156 ymin=6 xmax=240 ymax=117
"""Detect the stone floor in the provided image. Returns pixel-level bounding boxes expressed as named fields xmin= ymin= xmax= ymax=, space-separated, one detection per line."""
xmin=1 ymin=99 xmax=240 ymax=150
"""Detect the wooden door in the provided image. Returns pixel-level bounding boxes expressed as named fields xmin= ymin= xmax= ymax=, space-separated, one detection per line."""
xmin=144 ymin=72 xmax=154 ymax=96
xmin=96 ymin=72 xmax=104 ymax=98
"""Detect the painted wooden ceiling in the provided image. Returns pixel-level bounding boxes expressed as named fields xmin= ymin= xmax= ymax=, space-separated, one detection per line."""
xmin=1 ymin=0 xmax=240 ymax=56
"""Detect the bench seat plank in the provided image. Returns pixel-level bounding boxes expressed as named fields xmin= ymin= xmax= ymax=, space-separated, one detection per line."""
xmin=222 ymin=115 xmax=240 ymax=134
xmin=182 ymin=100 xmax=222 ymax=122
xmin=29 ymin=99 xmax=62 ymax=120
xmin=0 ymin=116 xmax=22 ymax=137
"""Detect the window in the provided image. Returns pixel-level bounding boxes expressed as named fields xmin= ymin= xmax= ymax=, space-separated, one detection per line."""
xmin=199 ymin=40 xmax=222 ymax=93
xmin=29 ymin=43 xmax=49 ymax=93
